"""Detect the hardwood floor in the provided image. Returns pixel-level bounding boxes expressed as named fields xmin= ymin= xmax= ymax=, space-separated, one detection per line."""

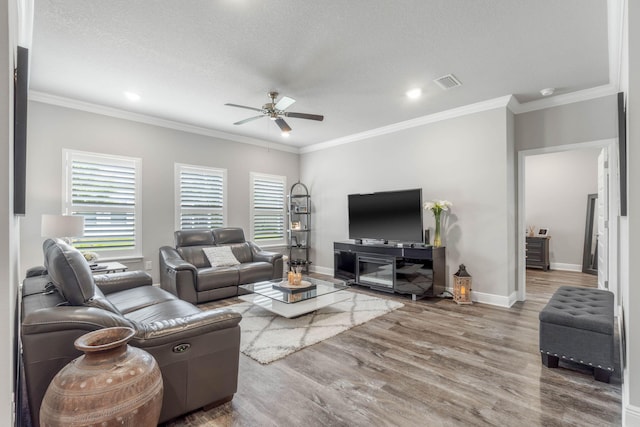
xmin=164 ymin=269 xmax=620 ymax=427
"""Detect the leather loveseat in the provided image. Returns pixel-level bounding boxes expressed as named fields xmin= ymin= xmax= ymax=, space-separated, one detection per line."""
xmin=21 ymin=238 xmax=242 ymax=425
xmin=159 ymin=227 xmax=284 ymax=304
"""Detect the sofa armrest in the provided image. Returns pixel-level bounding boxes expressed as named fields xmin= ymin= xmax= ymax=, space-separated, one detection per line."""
xmin=132 ymin=308 xmax=242 ymax=347
xmin=249 ymin=241 xmax=283 ymax=264
xmin=159 ymin=246 xmax=199 ymax=303
xmin=21 ymin=306 xmax=134 ymax=336
xmin=160 ymin=246 xmax=198 ymax=274
xmin=94 ymin=270 xmax=153 ymax=295
xmin=248 ymin=242 xmax=284 ymax=279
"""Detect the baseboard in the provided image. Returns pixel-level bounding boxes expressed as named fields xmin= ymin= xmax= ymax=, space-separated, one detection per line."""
xmin=550 ymin=262 xmax=582 ymax=272
xmin=469 ymin=290 xmax=518 ymax=308
xmin=624 ymin=403 xmax=640 ymax=426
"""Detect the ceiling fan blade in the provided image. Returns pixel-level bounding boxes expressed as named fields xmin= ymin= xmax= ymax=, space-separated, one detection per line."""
xmin=233 ymin=115 xmax=265 ymax=125
xmin=274 ymin=96 xmax=296 ymax=111
xmin=284 ymin=112 xmax=324 ymax=121
xmin=225 ymin=103 xmax=263 ymax=113
xmin=275 ymin=118 xmax=292 ymax=133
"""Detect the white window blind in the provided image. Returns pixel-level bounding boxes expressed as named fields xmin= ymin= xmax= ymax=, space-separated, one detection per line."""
xmin=250 ymin=172 xmax=286 ymax=245
xmin=176 ymin=164 xmax=226 ymax=230
xmin=64 ymin=150 xmax=141 ymax=257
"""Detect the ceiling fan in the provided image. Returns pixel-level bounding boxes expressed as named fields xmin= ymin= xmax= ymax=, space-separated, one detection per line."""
xmin=225 ymin=91 xmax=324 ymax=134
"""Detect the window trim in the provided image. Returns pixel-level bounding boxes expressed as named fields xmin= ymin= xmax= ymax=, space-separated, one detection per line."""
xmin=250 ymin=172 xmax=286 ymax=247
xmin=62 ymin=149 xmax=142 ymax=258
xmin=174 ymin=163 xmax=228 ymax=230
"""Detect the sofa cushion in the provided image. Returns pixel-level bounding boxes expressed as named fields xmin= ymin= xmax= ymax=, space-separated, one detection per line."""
xmin=237 ymin=262 xmax=274 ymax=284
xmin=212 ymin=227 xmax=245 ymax=244
xmin=108 ymin=286 xmax=178 ymax=315
xmin=196 ymin=267 xmax=239 ymax=291
xmin=227 ymin=243 xmax=253 ymax=264
xmin=45 ymin=239 xmax=96 ymax=306
xmin=203 ymin=246 xmax=240 ymax=268
xmin=178 ymin=246 xmax=212 ymax=268
xmin=175 ymin=229 xmax=215 ymax=247
xmin=85 ymin=286 xmax=121 ymax=314
xmin=125 ymin=299 xmax=202 ymax=324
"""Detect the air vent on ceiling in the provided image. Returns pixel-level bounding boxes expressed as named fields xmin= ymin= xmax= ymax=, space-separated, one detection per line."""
xmin=434 ymin=74 xmax=462 ymax=90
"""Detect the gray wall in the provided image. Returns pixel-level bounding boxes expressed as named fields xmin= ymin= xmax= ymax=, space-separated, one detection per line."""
xmin=2 ymin=1 xmax=19 ymax=424
xmin=515 ymin=94 xmax=617 ymax=151
xmin=301 ymin=107 xmax=516 ymax=303
xmin=21 ymin=101 xmax=299 ymax=282
xmin=525 ymin=148 xmax=600 ymax=269
xmin=625 ymin=0 xmax=640 ymax=416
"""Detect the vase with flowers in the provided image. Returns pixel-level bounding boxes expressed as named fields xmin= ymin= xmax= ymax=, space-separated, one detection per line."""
xmin=423 ymin=200 xmax=452 ymax=247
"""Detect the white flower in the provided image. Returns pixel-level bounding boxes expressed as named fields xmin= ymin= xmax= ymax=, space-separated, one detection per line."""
xmin=424 ymin=199 xmax=453 ymax=215
xmin=82 ymin=251 xmax=99 ymax=262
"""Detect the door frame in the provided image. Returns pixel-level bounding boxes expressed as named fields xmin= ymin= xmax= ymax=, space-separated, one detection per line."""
xmin=516 ymin=138 xmax=619 ymax=306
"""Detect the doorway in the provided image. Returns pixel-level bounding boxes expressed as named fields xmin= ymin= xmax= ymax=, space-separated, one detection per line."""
xmin=517 ymin=139 xmax=619 ymax=306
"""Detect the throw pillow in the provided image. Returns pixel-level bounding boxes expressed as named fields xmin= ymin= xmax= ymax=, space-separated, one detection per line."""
xmin=202 ymin=246 xmax=241 ymax=268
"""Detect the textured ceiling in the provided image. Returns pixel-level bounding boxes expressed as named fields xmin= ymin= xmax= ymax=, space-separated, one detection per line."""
xmin=30 ymin=0 xmax=610 ymax=148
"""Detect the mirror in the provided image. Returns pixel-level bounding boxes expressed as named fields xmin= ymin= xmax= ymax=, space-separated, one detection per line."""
xmin=582 ymin=194 xmax=598 ymax=275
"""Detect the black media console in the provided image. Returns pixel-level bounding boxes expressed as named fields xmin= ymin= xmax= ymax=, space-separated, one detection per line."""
xmin=334 ymin=240 xmax=446 ymax=300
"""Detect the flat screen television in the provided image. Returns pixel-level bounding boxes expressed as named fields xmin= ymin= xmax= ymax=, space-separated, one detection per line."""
xmin=348 ymin=189 xmax=423 ymax=243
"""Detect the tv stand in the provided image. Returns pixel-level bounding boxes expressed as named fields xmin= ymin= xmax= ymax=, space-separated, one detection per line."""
xmin=334 ymin=240 xmax=446 ymax=300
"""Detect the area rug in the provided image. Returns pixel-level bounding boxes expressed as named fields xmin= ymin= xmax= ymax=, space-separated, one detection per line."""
xmin=227 ymin=292 xmax=403 ymax=364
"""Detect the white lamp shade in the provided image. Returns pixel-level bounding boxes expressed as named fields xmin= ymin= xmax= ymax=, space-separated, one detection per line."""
xmin=41 ymin=214 xmax=85 ymax=238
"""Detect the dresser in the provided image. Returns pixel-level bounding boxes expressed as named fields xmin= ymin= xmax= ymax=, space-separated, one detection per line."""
xmin=526 ymin=236 xmax=550 ymax=271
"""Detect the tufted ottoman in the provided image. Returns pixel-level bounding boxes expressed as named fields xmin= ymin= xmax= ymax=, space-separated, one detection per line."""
xmin=539 ymin=286 xmax=614 ymax=382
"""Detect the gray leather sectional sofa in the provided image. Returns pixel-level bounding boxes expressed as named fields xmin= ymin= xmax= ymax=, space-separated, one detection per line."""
xmin=159 ymin=227 xmax=284 ymax=304
xmin=20 ymin=238 xmax=241 ymax=425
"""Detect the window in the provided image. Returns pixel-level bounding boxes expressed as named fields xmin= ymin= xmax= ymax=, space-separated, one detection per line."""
xmin=250 ymin=172 xmax=286 ymax=245
xmin=63 ymin=150 xmax=141 ymax=257
xmin=175 ymin=164 xmax=227 ymax=230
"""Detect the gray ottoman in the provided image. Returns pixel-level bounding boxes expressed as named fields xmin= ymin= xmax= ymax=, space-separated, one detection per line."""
xmin=539 ymin=286 xmax=614 ymax=382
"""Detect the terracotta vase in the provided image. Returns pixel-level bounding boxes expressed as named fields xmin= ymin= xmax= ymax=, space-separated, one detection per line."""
xmin=40 ymin=327 xmax=163 ymax=427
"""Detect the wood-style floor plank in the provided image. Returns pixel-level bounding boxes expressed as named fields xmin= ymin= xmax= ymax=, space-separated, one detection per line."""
xmin=163 ymin=269 xmax=620 ymax=427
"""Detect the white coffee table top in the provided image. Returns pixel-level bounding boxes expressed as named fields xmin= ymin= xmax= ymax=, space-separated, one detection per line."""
xmin=239 ymin=277 xmax=351 ymax=318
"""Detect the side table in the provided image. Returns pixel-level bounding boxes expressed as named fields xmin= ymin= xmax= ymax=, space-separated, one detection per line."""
xmin=90 ymin=261 xmax=128 ymax=274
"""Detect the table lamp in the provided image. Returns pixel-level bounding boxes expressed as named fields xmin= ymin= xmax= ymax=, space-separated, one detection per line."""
xmin=41 ymin=214 xmax=85 ymax=244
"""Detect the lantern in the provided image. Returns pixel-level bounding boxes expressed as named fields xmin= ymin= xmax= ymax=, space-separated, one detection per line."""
xmin=453 ymin=264 xmax=472 ymax=305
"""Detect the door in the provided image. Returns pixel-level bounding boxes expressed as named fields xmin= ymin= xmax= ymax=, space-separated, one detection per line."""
xmin=597 ymin=149 xmax=608 ymax=289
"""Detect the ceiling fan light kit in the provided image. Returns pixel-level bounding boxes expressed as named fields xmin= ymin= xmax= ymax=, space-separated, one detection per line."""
xmin=225 ymin=91 xmax=324 ymax=135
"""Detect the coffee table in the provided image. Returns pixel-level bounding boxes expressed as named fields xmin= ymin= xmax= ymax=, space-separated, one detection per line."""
xmin=239 ymin=276 xmax=350 ymax=318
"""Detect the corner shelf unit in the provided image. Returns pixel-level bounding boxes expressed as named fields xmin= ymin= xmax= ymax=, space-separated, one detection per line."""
xmin=288 ymin=182 xmax=311 ymax=273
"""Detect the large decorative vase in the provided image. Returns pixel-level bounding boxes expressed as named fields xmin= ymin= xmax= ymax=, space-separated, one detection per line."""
xmin=433 ymin=211 xmax=442 ymax=247
xmin=40 ymin=327 xmax=163 ymax=427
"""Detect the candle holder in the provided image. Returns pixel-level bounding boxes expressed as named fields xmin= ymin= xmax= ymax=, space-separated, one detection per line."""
xmin=453 ymin=264 xmax=472 ymax=305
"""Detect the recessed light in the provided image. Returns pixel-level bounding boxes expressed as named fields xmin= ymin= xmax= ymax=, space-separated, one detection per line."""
xmin=540 ymin=88 xmax=555 ymax=97
xmin=281 ymin=131 xmax=290 ymax=138
xmin=124 ymin=91 xmax=141 ymax=102
xmin=406 ymin=88 xmax=422 ymax=99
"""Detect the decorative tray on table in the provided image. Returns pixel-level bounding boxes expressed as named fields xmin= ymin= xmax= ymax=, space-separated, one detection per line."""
xmin=272 ymin=280 xmax=317 ymax=294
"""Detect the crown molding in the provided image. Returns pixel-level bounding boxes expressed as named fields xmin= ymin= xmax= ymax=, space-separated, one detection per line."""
xmin=301 ymin=95 xmax=513 ymax=154
xmin=28 ymin=91 xmax=299 ymax=154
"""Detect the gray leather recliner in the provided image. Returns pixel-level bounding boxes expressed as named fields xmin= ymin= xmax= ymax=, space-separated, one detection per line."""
xmin=159 ymin=227 xmax=284 ymax=304
xmin=21 ymin=238 xmax=242 ymax=425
